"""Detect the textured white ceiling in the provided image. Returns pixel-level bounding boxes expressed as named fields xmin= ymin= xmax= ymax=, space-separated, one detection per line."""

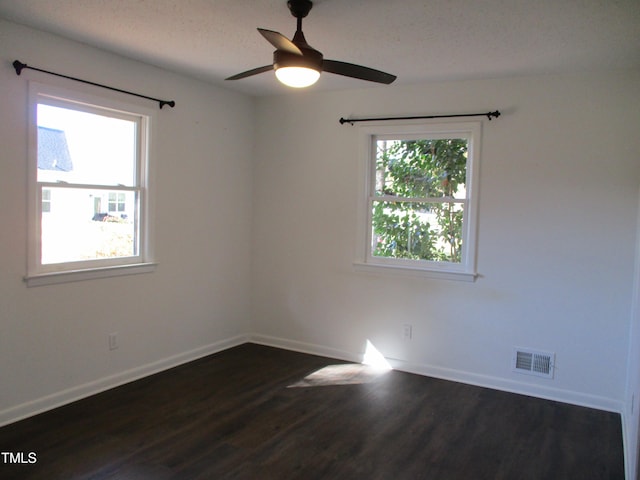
xmin=1 ymin=0 xmax=638 ymax=96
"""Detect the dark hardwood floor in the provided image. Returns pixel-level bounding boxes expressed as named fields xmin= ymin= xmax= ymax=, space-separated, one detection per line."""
xmin=0 ymin=343 xmax=624 ymax=479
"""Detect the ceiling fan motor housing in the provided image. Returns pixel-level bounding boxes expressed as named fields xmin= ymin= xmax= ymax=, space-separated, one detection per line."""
xmin=274 ymin=48 xmax=323 ymax=72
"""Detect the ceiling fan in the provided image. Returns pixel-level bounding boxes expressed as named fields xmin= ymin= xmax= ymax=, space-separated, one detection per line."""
xmin=225 ymin=0 xmax=397 ymax=88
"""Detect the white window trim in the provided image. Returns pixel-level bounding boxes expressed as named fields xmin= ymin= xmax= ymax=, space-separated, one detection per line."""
xmin=25 ymin=81 xmax=157 ymax=286
xmin=354 ymin=120 xmax=481 ymax=282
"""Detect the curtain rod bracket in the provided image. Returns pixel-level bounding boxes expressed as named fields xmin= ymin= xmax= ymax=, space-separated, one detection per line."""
xmin=13 ymin=59 xmax=175 ymax=109
xmin=339 ymin=110 xmax=501 ymax=125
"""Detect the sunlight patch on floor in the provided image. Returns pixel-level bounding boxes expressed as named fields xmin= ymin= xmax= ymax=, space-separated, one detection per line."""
xmin=288 ymin=340 xmax=391 ymax=388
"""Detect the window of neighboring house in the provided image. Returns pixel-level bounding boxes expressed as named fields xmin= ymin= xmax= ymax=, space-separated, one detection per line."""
xmin=355 ymin=121 xmax=481 ymax=281
xmin=41 ymin=188 xmax=51 ymax=213
xmin=26 ymin=82 xmax=156 ymax=286
xmin=108 ymin=192 xmax=126 ymax=214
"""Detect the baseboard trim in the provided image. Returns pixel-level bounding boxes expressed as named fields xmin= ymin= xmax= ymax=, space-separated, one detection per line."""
xmin=248 ymin=334 xmax=362 ymax=364
xmin=248 ymin=333 xmax=623 ymax=414
xmin=621 ymin=410 xmax=635 ymax=480
xmin=387 ymin=357 xmax=624 ymax=414
xmin=0 ymin=334 xmax=249 ymax=427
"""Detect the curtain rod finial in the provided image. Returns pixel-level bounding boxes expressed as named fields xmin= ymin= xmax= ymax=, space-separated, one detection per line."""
xmin=13 ymin=60 xmax=27 ymax=75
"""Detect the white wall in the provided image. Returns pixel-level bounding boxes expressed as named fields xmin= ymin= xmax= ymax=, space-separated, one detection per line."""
xmin=251 ymin=71 xmax=640 ymax=414
xmin=0 ymin=20 xmax=254 ymax=424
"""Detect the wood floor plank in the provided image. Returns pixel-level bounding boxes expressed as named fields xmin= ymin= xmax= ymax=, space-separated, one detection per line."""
xmin=0 ymin=344 xmax=624 ymax=479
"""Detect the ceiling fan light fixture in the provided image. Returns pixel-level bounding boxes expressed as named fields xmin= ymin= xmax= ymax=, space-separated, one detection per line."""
xmin=273 ymin=47 xmax=322 ymax=88
xmin=275 ymin=66 xmax=320 ymax=88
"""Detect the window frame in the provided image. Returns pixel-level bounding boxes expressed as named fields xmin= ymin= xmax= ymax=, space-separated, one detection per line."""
xmin=354 ymin=121 xmax=481 ymax=282
xmin=25 ymin=81 xmax=156 ymax=287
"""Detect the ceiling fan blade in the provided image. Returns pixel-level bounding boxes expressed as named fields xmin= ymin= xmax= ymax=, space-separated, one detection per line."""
xmin=323 ymin=59 xmax=396 ymax=84
xmin=225 ymin=65 xmax=274 ymax=81
xmin=258 ymin=28 xmax=302 ymax=55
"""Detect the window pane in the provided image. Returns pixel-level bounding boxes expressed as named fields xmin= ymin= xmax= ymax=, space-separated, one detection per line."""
xmin=375 ymin=138 xmax=468 ymax=199
xmin=37 ymin=104 xmax=137 ymax=186
xmin=41 ymin=187 xmax=137 ymax=265
xmin=42 ymin=188 xmax=51 ymax=213
xmin=371 ymin=200 xmax=464 ymax=263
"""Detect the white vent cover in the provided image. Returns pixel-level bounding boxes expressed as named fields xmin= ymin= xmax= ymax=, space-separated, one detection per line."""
xmin=512 ymin=348 xmax=555 ymax=379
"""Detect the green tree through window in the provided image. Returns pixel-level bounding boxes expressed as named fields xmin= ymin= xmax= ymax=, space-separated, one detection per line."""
xmin=372 ymin=138 xmax=468 ymax=263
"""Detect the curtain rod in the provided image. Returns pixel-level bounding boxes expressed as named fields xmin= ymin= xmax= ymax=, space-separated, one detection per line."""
xmin=339 ymin=110 xmax=500 ymax=125
xmin=13 ymin=60 xmax=175 ymax=109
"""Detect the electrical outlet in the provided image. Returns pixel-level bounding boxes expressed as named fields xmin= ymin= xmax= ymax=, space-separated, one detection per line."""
xmin=109 ymin=333 xmax=118 ymax=351
xmin=402 ymin=324 xmax=412 ymax=340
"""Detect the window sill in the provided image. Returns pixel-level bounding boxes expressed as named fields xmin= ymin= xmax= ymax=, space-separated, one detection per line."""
xmin=25 ymin=262 xmax=157 ymax=287
xmin=353 ymin=261 xmax=477 ymax=282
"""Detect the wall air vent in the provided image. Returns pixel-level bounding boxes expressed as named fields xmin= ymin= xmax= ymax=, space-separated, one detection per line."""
xmin=512 ymin=348 xmax=555 ymax=379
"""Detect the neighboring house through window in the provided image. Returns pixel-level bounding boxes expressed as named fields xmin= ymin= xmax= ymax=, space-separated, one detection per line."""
xmin=355 ymin=121 xmax=481 ymax=281
xmin=37 ymin=126 xmax=73 ymax=216
xmin=26 ymin=82 xmax=156 ymax=286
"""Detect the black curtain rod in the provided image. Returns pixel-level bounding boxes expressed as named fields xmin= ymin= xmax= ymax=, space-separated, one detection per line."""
xmin=339 ymin=110 xmax=500 ymax=125
xmin=13 ymin=60 xmax=175 ymax=109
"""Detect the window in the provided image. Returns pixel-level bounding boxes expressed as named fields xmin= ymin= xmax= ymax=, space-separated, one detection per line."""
xmin=26 ymin=82 xmax=155 ymax=286
xmin=108 ymin=192 xmax=127 ymax=214
xmin=41 ymin=188 xmax=51 ymax=213
xmin=355 ymin=122 xmax=480 ymax=281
